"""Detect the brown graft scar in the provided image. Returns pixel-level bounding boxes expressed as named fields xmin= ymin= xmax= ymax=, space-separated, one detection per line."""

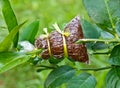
xmin=34 ymin=16 xmax=89 ymax=63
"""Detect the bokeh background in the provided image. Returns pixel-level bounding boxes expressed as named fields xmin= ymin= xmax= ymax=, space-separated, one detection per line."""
xmin=0 ymin=0 xmax=109 ymax=88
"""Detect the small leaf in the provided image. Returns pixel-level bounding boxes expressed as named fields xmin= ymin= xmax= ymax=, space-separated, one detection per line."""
xmin=83 ymin=0 xmax=120 ymax=30
xmin=0 ymin=21 xmax=26 ymax=52
xmin=67 ymin=73 xmax=97 ymax=88
xmin=0 ymin=52 xmax=30 ymax=73
xmin=1 ymin=0 xmax=18 ymax=47
xmin=20 ymin=21 xmax=39 ymax=44
xmin=44 ymin=65 xmax=75 ymax=88
xmin=109 ymin=45 xmax=120 ymax=66
xmin=106 ymin=67 xmax=120 ymax=88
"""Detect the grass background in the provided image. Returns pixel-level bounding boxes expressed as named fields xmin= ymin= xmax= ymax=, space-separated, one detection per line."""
xmin=0 ymin=0 xmax=109 ymax=88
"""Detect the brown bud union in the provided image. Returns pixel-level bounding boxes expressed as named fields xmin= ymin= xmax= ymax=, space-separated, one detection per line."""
xmin=35 ymin=16 xmax=89 ymax=63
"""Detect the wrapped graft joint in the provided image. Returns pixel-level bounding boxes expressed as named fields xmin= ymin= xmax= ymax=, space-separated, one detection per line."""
xmin=35 ymin=16 xmax=89 ymax=63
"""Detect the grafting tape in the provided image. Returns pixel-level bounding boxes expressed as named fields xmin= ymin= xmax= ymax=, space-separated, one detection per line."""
xmin=53 ymin=23 xmax=69 ymax=58
xmin=62 ymin=34 xmax=68 ymax=58
xmin=43 ymin=28 xmax=52 ymax=57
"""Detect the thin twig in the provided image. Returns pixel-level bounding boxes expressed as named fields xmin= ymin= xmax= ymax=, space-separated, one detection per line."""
xmin=76 ymin=39 xmax=120 ymax=44
xmin=92 ymin=51 xmax=110 ymax=55
xmin=26 ymin=49 xmax=43 ymax=55
xmin=36 ymin=65 xmax=58 ymax=69
xmin=76 ymin=66 xmax=112 ymax=71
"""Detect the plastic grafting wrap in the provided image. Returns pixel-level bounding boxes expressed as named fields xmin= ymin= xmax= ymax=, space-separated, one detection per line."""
xmin=34 ymin=16 xmax=89 ymax=63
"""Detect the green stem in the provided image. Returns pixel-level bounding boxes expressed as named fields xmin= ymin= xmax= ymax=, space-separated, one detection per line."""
xmin=0 ymin=26 xmax=7 ymax=29
xmin=26 ymin=49 xmax=43 ymax=55
xmin=77 ymin=66 xmax=112 ymax=71
xmin=76 ymin=39 xmax=120 ymax=44
xmin=36 ymin=65 xmax=58 ymax=69
xmin=114 ymin=34 xmax=119 ymax=39
xmin=92 ymin=51 xmax=110 ymax=55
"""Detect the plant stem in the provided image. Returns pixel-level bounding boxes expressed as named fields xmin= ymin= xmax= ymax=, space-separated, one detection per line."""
xmin=92 ymin=51 xmax=110 ymax=55
xmin=26 ymin=49 xmax=43 ymax=55
xmin=76 ymin=39 xmax=120 ymax=44
xmin=77 ymin=66 xmax=112 ymax=71
xmin=36 ymin=65 xmax=58 ymax=69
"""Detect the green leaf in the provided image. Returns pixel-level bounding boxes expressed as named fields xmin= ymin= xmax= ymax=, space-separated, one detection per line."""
xmin=109 ymin=45 xmax=120 ymax=66
xmin=0 ymin=0 xmax=18 ymax=47
xmin=116 ymin=20 xmax=120 ymax=36
xmin=101 ymin=31 xmax=114 ymax=39
xmin=49 ymin=57 xmax=63 ymax=64
xmin=90 ymin=43 xmax=109 ymax=51
xmin=20 ymin=21 xmax=39 ymax=44
xmin=81 ymin=19 xmax=108 ymax=50
xmin=0 ymin=52 xmax=30 ymax=73
xmin=81 ymin=19 xmax=101 ymax=39
xmin=83 ymin=0 xmax=120 ymax=30
xmin=44 ymin=65 xmax=75 ymax=88
xmin=106 ymin=67 xmax=120 ymax=88
xmin=67 ymin=73 xmax=97 ymax=88
xmin=0 ymin=29 xmax=8 ymax=43
xmin=0 ymin=21 xmax=26 ymax=52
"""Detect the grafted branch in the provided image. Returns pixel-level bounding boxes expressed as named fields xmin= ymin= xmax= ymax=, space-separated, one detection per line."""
xmin=76 ymin=39 xmax=120 ymax=44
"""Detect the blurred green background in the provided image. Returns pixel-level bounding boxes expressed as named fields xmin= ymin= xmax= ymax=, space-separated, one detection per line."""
xmin=0 ymin=0 xmax=109 ymax=88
